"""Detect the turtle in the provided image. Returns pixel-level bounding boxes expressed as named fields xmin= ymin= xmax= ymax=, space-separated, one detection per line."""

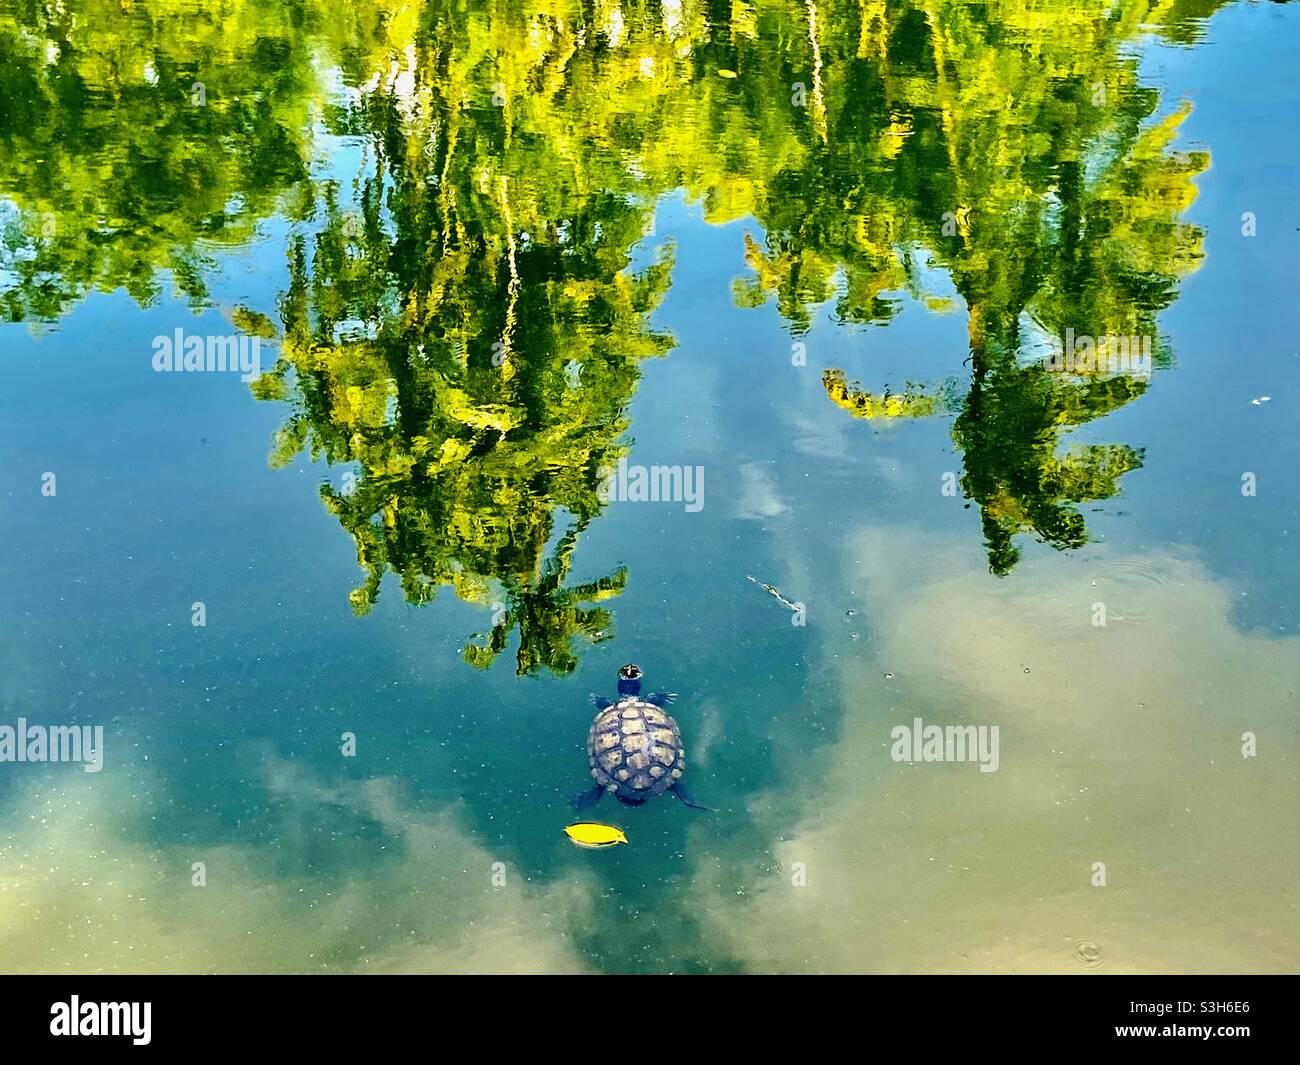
xmin=571 ymin=664 xmax=707 ymax=810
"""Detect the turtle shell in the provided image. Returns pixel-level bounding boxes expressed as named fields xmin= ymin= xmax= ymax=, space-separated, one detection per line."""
xmin=587 ymin=698 xmax=685 ymax=802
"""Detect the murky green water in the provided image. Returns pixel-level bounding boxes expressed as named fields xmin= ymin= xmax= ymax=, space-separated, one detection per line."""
xmin=0 ymin=0 xmax=1296 ymax=974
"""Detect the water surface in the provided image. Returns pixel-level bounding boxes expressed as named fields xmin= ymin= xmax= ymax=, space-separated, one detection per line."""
xmin=0 ymin=0 xmax=1296 ymax=973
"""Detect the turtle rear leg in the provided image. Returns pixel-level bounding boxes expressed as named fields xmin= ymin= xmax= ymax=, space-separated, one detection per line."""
xmin=670 ymin=782 xmax=709 ymax=811
xmin=570 ymin=784 xmax=605 ymax=810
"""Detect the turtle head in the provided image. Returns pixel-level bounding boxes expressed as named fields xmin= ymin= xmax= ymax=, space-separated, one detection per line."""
xmin=616 ymin=663 xmax=643 ymax=697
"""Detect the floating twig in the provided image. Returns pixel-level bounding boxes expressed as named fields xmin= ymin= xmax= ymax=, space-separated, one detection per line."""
xmin=747 ymin=574 xmax=800 ymax=612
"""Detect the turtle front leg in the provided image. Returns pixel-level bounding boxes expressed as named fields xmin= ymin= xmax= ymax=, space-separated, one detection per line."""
xmin=646 ymin=690 xmax=677 ymax=707
xmin=590 ymin=694 xmax=614 ymax=710
xmin=570 ymin=784 xmax=605 ymax=810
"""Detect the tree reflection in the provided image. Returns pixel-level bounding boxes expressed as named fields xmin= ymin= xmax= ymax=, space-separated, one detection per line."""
xmin=725 ymin=0 xmax=1213 ymax=572
xmin=253 ymin=14 xmax=677 ymax=673
xmin=0 ymin=0 xmax=1235 ymax=661
xmin=0 ymin=0 xmax=320 ymax=319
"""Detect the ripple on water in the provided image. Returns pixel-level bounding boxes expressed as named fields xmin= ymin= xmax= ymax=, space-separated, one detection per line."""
xmin=1090 ymin=556 xmax=1189 ymax=624
xmin=1072 ymin=940 xmax=1104 ymax=968
xmin=1105 ymin=556 xmax=1187 ymax=589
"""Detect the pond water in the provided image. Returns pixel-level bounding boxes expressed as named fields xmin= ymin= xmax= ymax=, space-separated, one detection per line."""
xmin=0 ymin=0 xmax=1296 ymax=974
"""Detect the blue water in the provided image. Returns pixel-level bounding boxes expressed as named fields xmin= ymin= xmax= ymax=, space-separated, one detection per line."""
xmin=0 ymin=0 xmax=1296 ymax=973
